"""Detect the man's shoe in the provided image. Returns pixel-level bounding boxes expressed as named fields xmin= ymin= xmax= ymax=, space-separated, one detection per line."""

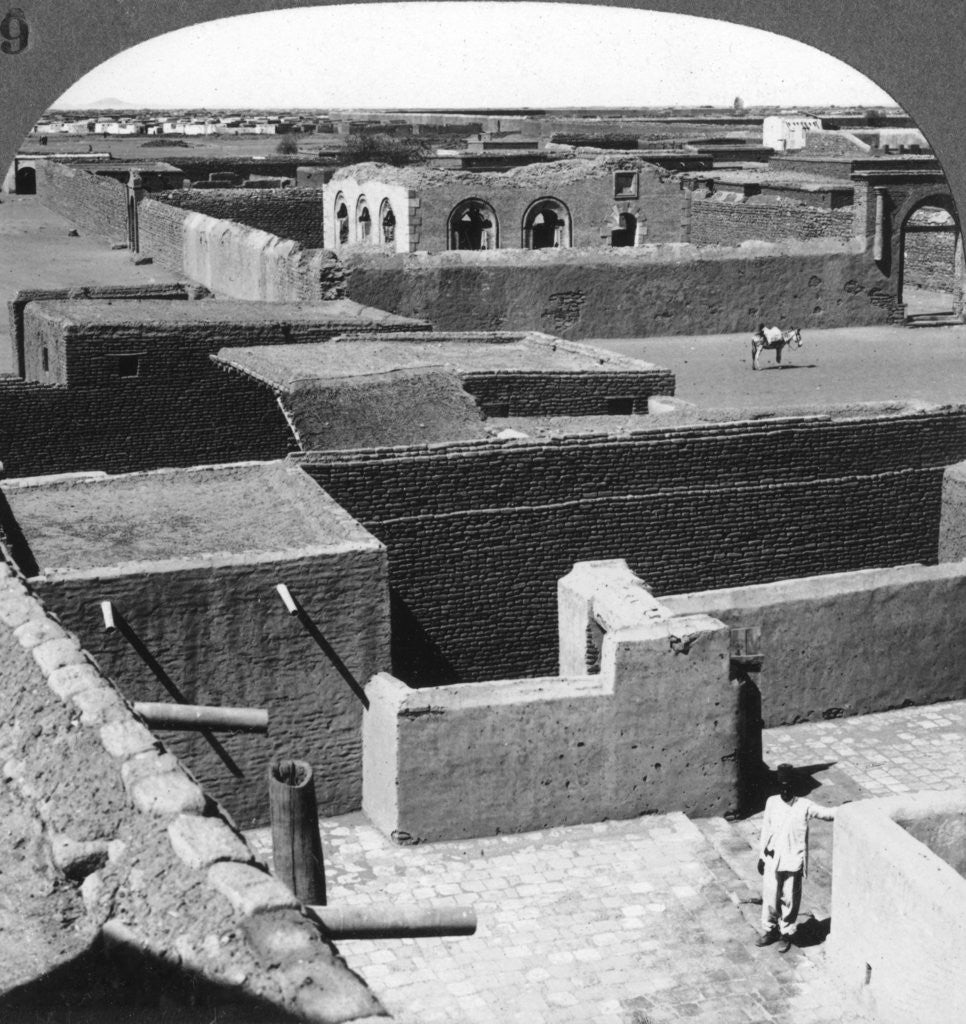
xmin=777 ymin=935 xmax=793 ymax=953
xmin=755 ymin=930 xmax=778 ymax=947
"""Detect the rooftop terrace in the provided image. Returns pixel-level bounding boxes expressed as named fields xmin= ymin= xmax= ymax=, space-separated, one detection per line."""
xmin=2 ymin=462 xmax=372 ymax=575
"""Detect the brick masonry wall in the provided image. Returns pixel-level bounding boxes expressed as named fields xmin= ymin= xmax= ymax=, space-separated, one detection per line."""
xmin=341 ymin=243 xmax=901 ymax=337
xmin=903 ymin=230 xmax=957 ymax=291
xmin=300 ymin=409 xmax=966 ymax=686
xmin=462 ymin=369 xmax=676 ymax=415
xmin=138 ymin=198 xmax=188 ymax=273
xmin=689 ymin=199 xmax=855 ymax=245
xmin=32 ymin=547 xmax=390 ymax=827
xmin=156 ymin=189 xmax=326 ymax=248
xmin=0 ymin=367 xmax=295 ymax=478
xmin=36 ymin=161 xmax=129 ymax=243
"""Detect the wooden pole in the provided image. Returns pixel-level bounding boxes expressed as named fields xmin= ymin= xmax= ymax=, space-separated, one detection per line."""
xmin=307 ymin=904 xmax=477 ymax=939
xmin=269 ymin=759 xmax=326 ymax=905
xmin=133 ymin=702 xmax=268 ymax=733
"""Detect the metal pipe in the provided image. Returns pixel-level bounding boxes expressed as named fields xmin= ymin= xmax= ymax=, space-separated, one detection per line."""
xmin=307 ymin=904 xmax=477 ymax=939
xmin=101 ymin=600 xmax=116 ymax=632
xmin=133 ymin=702 xmax=268 ymax=733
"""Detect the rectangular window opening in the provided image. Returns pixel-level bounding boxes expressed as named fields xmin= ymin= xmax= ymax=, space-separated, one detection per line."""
xmin=116 ymin=354 xmax=141 ymax=378
xmin=606 ymin=396 xmax=635 ymax=415
xmin=614 ymin=171 xmax=639 ymax=199
xmin=41 ymin=347 xmax=49 ymax=372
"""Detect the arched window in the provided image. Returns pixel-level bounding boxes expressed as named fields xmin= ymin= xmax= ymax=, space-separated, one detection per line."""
xmin=448 ymin=198 xmax=499 ymax=250
xmin=357 ymin=196 xmax=371 ymax=242
xmin=380 ymin=200 xmax=396 ymax=245
xmin=334 ymin=193 xmax=349 ymax=245
xmin=611 ymin=212 xmax=636 ymax=248
xmin=522 ymin=197 xmax=571 ymax=249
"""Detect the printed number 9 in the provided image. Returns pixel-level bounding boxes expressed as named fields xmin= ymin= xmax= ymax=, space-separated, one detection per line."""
xmin=1 ymin=8 xmax=28 ymax=54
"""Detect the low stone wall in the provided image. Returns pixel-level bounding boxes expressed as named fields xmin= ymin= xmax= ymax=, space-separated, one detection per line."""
xmin=363 ymin=562 xmax=742 ymax=842
xmin=828 ymin=790 xmax=966 ymax=1024
xmin=0 ymin=559 xmax=386 ymax=1021
xmin=35 ymin=160 xmax=129 ymax=244
xmin=157 ymin=188 xmax=327 ymax=248
xmin=138 ymin=198 xmax=345 ymax=302
xmin=661 ymin=562 xmax=966 ymax=727
xmin=338 ymin=241 xmax=899 ymax=338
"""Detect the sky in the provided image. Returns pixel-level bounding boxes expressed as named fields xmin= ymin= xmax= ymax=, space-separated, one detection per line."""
xmin=51 ymin=2 xmax=897 ymax=110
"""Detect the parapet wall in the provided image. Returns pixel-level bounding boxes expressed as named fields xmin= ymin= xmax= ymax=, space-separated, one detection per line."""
xmin=339 ymin=241 xmax=899 ymax=338
xmin=829 ymin=790 xmax=966 ymax=1024
xmin=139 ymin=198 xmax=345 ymax=302
xmin=661 ymin=561 xmax=966 ymax=726
xmin=156 ymin=188 xmax=327 ymax=248
xmin=36 ymin=160 xmax=129 ymax=243
xmin=363 ymin=561 xmax=742 ymax=842
xmin=0 ymin=559 xmax=386 ymax=1022
xmin=300 ymin=406 xmax=966 ymax=685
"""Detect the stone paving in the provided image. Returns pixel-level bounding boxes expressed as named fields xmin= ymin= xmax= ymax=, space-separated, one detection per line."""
xmin=247 ymin=699 xmax=966 ymax=1024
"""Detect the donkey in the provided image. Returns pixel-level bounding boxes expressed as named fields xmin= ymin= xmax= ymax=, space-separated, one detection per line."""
xmin=751 ymin=325 xmax=803 ymax=370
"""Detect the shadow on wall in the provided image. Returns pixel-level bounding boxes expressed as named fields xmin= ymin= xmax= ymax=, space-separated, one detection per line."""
xmin=390 ymin=589 xmax=459 ymax=686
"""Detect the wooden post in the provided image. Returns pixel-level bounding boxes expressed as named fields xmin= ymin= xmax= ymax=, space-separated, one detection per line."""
xmin=269 ymin=759 xmax=326 ymax=905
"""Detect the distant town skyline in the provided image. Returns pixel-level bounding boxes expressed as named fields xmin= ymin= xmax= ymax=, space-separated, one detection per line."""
xmin=51 ymin=3 xmax=897 ymax=111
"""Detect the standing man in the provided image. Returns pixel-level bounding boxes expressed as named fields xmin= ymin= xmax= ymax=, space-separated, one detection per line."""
xmin=756 ymin=763 xmax=836 ymax=953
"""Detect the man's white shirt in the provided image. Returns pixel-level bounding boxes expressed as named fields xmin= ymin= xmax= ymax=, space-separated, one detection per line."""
xmin=758 ymin=795 xmax=835 ymax=875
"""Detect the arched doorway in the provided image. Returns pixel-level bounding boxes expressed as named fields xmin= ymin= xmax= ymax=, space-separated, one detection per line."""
xmin=448 ymin=199 xmax=498 ymax=250
xmin=523 ymin=198 xmax=571 ymax=249
xmin=899 ymin=198 xmax=961 ymax=322
xmin=611 ymin=212 xmax=636 ymax=247
xmin=14 ymin=164 xmax=35 ymax=194
xmin=334 ymin=194 xmax=349 ymax=245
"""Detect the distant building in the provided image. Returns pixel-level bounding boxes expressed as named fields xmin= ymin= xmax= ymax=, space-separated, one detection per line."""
xmin=323 ymin=156 xmax=688 ymax=254
xmin=762 ymin=115 xmax=822 ymax=152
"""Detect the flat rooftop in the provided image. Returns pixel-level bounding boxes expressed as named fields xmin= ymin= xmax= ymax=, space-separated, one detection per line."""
xmin=213 ymin=332 xmax=659 ymax=390
xmin=2 ymin=462 xmax=377 ymax=576
xmin=28 ymin=298 xmax=428 ymax=331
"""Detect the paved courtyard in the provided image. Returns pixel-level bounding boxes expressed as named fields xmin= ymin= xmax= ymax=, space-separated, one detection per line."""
xmin=247 ymin=699 xmax=966 ymax=1024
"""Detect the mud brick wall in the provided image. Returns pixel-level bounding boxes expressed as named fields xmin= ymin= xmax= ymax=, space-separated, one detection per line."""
xmin=0 ymin=368 xmax=295 ymax=478
xmin=156 ymin=188 xmax=326 ymax=248
xmin=301 ymin=409 xmax=966 ymax=686
xmin=462 ymin=369 xmax=675 ymax=415
xmin=138 ymin=199 xmax=345 ymax=302
xmin=903 ymin=230 xmax=957 ymax=291
xmin=689 ymin=199 xmax=855 ymax=245
xmin=341 ymin=243 xmax=900 ymax=338
xmin=138 ymin=198 xmax=189 ymax=272
xmin=32 ymin=545 xmax=390 ymax=828
xmin=36 ymin=160 xmax=129 ymax=243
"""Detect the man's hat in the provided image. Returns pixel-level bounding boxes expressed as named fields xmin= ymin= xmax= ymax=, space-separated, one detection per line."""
xmin=776 ymin=763 xmax=795 ymax=781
